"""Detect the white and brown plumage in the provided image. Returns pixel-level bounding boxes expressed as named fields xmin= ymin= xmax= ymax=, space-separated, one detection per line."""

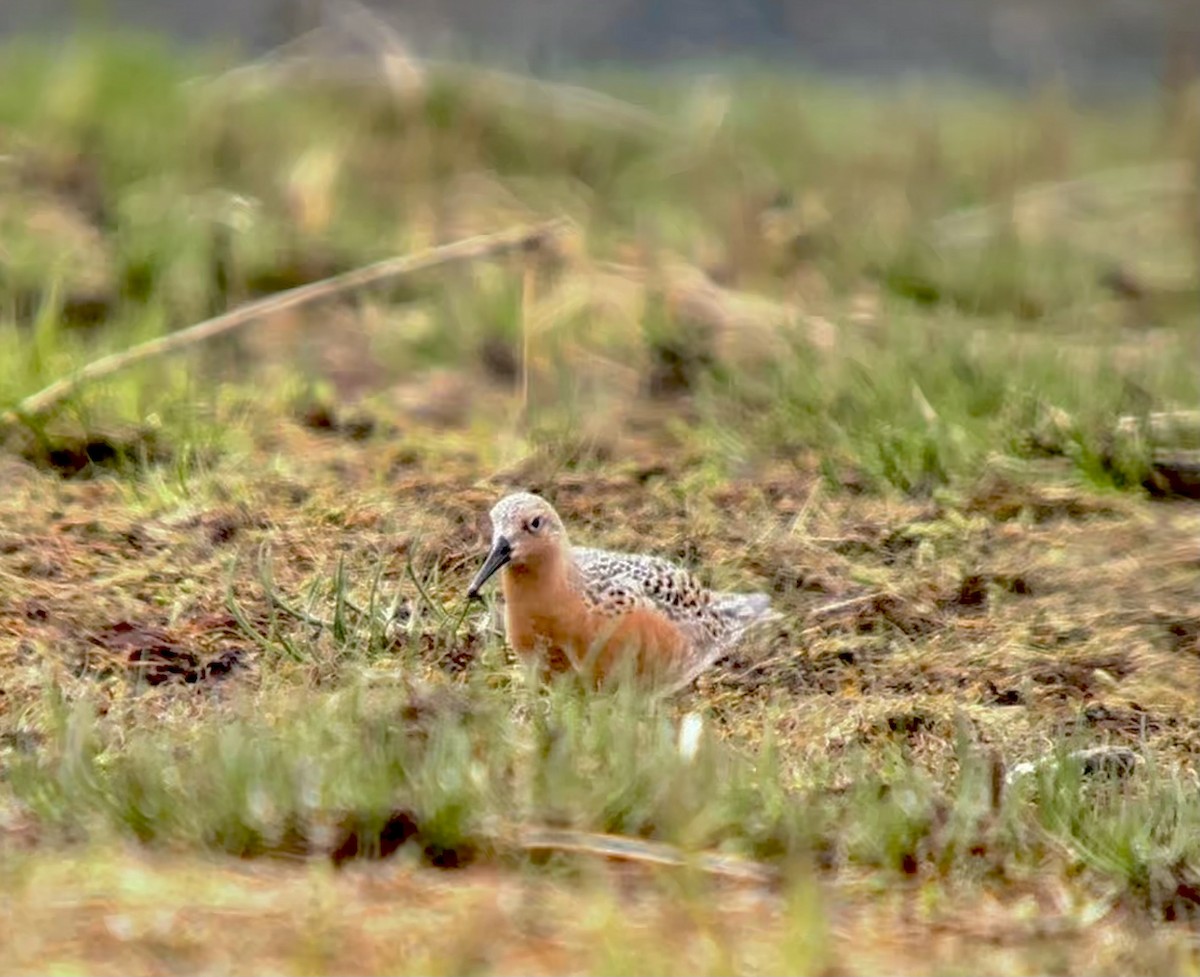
xmin=467 ymin=492 xmax=778 ymax=688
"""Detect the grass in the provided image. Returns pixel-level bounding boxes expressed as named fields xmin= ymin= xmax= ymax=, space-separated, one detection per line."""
xmin=1 ymin=27 xmax=1200 ymax=975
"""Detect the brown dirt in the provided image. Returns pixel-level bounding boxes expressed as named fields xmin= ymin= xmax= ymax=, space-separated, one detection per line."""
xmin=2 ymin=399 xmax=1198 ymax=776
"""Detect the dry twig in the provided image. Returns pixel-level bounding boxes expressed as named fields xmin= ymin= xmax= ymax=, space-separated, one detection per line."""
xmin=1 ymin=220 xmax=566 ymax=429
xmin=515 ymin=825 xmax=777 ymax=884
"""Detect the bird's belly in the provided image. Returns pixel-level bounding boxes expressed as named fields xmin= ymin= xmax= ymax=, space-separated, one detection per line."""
xmin=505 ymin=599 xmax=688 ymax=683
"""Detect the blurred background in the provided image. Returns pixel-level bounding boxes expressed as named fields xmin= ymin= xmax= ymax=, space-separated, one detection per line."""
xmin=3 ymin=0 xmax=1196 ymax=94
xmin=0 ymin=0 xmax=1197 ymax=487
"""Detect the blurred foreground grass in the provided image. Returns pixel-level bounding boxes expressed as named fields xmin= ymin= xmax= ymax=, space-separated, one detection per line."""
xmin=2 ymin=29 xmax=1200 ymax=975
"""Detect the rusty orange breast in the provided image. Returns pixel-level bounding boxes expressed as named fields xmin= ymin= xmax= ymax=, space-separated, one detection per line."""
xmin=501 ymin=568 xmax=688 ymax=684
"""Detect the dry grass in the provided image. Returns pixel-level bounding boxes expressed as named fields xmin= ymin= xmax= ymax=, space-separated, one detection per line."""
xmin=4 ymin=847 xmax=1198 ymax=976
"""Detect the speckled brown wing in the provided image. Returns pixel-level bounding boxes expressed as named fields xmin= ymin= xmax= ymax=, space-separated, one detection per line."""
xmin=572 ymin=547 xmax=767 ymax=646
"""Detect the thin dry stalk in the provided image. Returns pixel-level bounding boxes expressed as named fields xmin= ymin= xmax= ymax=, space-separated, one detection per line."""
xmin=206 ymin=0 xmax=665 ymax=138
xmin=515 ymin=826 xmax=777 ymax=884
xmin=2 ymin=220 xmax=566 ymax=428
xmin=520 ymin=251 xmax=537 ymax=414
xmin=931 ymin=161 xmax=1191 ymax=247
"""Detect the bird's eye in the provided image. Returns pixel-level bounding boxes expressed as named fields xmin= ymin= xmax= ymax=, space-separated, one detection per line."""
xmin=529 ymin=516 xmax=543 ymax=531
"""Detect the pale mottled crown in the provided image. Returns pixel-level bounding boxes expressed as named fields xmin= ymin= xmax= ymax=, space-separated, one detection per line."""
xmin=488 ymin=492 xmax=567 ymax=540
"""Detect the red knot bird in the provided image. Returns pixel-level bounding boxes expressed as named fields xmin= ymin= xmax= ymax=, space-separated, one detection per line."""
xmin=466 ymin=492 xmax=778 ymax=688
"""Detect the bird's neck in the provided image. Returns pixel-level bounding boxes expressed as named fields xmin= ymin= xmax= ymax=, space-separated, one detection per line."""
xmin=502 ymin=546 xmax=576 ymax=598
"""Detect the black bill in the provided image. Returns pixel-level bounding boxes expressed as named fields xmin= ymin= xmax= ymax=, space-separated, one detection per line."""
xmin=467 ymin=535 xmax=512 ymax=599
